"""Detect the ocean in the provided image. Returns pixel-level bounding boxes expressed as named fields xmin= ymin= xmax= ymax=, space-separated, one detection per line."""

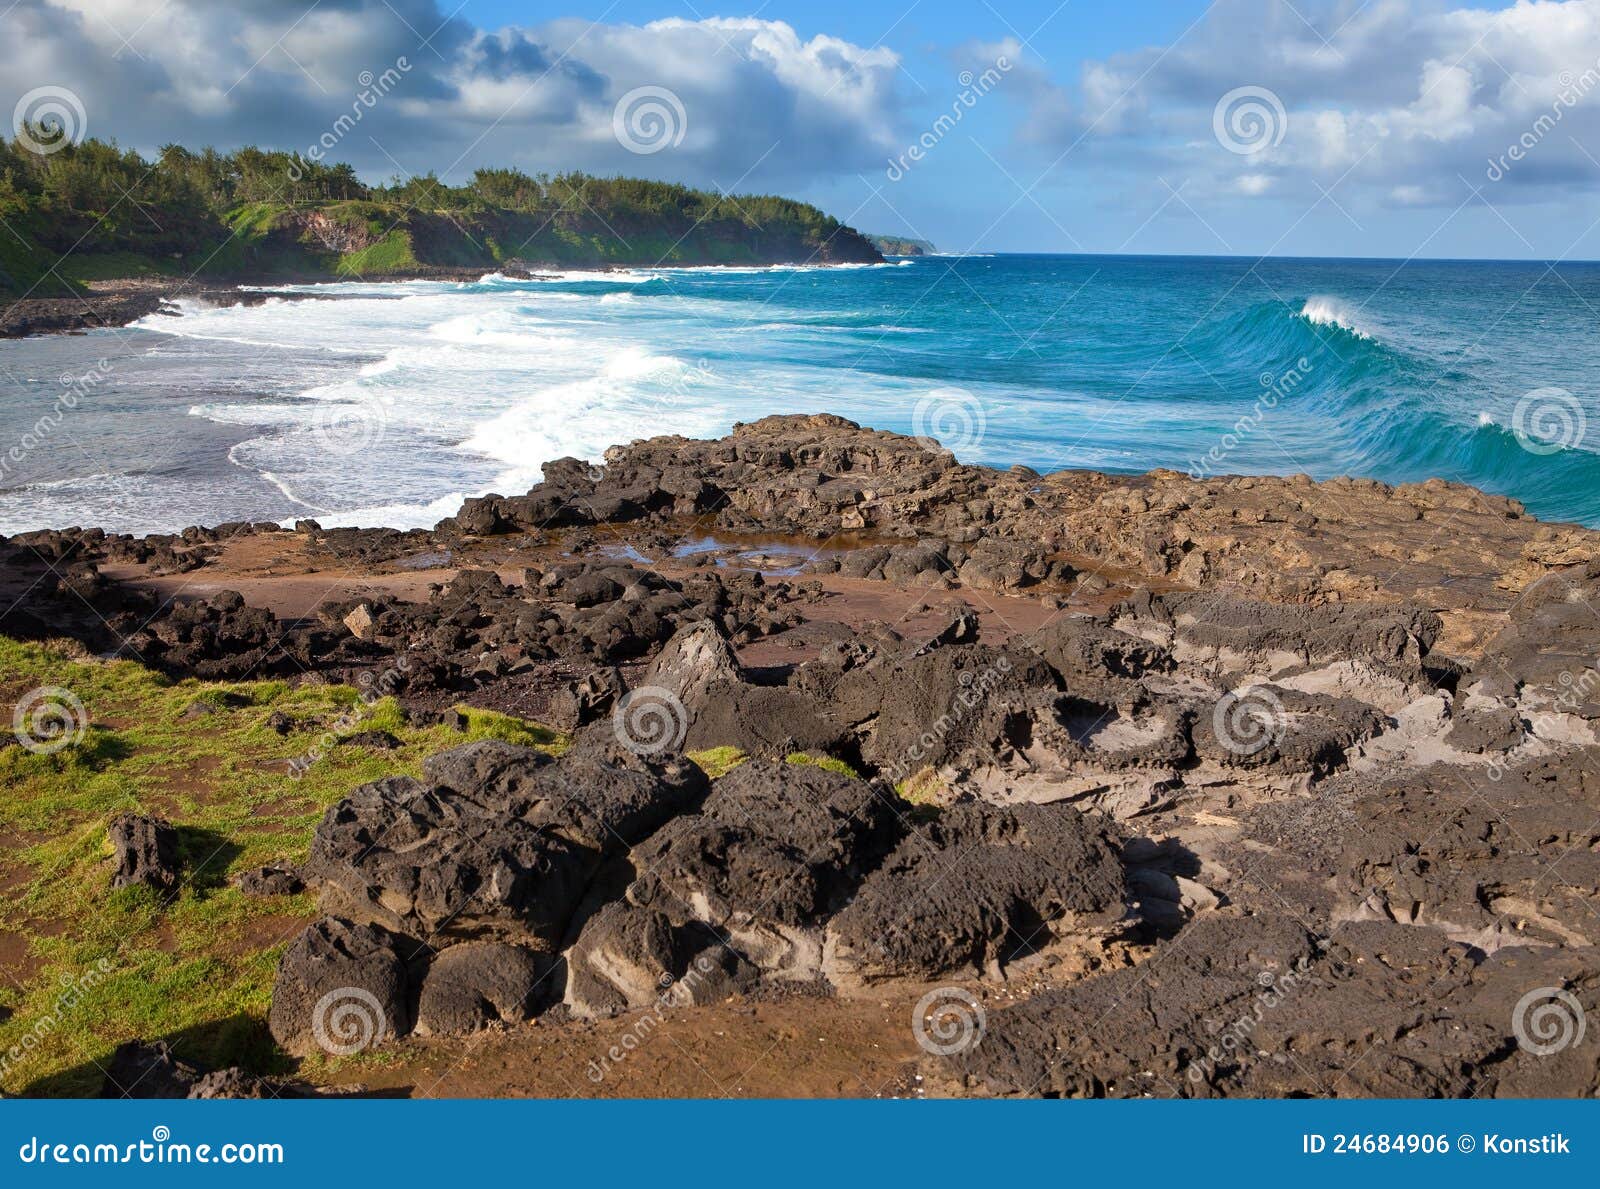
xmin=4 ymin=253 xmax=1600 ymax=536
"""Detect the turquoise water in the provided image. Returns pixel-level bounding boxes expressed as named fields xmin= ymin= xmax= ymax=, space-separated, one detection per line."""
xmin=2 ymin=254 xmax=1599 ymax=534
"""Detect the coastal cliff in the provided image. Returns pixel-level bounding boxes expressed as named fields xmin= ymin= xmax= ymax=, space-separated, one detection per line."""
xmin=0 ymin=138 xmax=881 ymax=333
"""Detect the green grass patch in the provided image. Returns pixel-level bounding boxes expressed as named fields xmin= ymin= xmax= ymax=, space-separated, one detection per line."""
xmin=686 ymin=747 xmax=863 ymax=782
xmin=895 ymin=767 xmax=948 ymax=807
xmin=783 ymin=752 xmax=859 ymax=778
xmin=52 ymin=250 xmax=184 ymax=283
xmin=336 ymin=228 xmax=418 ymax=275
xmin=687 ymin=745 xmax=747 ymax=780
xmin=0 ymin=637 xmax=560 ymax=1096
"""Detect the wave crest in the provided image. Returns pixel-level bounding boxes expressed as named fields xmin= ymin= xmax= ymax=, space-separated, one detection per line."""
xmin=1299 ymin=296 xmax=1372 ymax=340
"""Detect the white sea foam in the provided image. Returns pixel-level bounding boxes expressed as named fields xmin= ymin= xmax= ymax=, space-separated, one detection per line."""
xmin=188 ymin=402 xmax=323 ymax=425
xmin=0 ymin=469 xmax=263 ymax=537
xmin=490 ymin=268 xmax=664 ymax=285
xmin=289 ymin=490 xmax=472 ymax=530
xmin=251 ymin=462 xmax=324 ymax=512
xmin=115 ymin=267 xmax=977 ymax=530
xmin=1299 ymin=295 xmax=1373 ymax=340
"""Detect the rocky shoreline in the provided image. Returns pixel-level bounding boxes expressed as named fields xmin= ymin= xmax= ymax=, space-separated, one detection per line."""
xmin=4 ymin=414 xmax=1599 ymax=1097
xmin=0 ymin=267 xmax=527 ymax=338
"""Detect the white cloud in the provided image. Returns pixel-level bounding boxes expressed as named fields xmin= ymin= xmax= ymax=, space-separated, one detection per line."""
xmin=1003 ymin=0 xmax=1600 ymax=207
xmin=0 ymin=2 xmax=904 ymax=185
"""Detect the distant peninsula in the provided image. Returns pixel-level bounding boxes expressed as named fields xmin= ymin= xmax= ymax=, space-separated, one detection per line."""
xmin=0 ymin=138 xmax=882 ymax=332
xmin=866 ymin=234 xmax=936 ymax=256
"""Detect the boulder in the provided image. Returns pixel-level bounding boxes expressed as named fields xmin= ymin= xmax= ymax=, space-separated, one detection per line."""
xmin=563 ymin=902 xmax=758 ymax=1019
xmin=301 ymin=741 xmax=705 ymax=946
xmin=832 ymin=643 xmax=1056 ymax=778
xmin=342 ymin=603 xmax=376 ymax=641
xmin=301 ymin=774 xmax=595 ymax=946
xmin=107 ymin=813 xmax=180 ymax=893
xmin=824 ymin=801 xmax=1128 ymax=985
xmin=513 ymin=733 xmax=708 ymax=852
xmin=421 ymin=739 xmax=548 ymax=793
xmin=267 ymin=917 xmax=410 ymax=1058
xmin=1112 ymin=590 xmax=1441 ymax=676
xmin=544 ymin=668 xmax=623 ymax=732
xmin=1027 ymin=616 xmax=1173 ymax=684
xmin=414 ymin=942 xmax=555 ymax=1036
xmin=644 ymin=619 xmax=745 ymax=714
xmin=187 ymin=1068 xmax=327 ymax=1099
xmin=932 ymin=914 xmax=1321 ymax=1097
xmin=935 ymin=915 xmax=1600 ymax=1099
xmin=98 ymin=1040 xmax=205 ymax=1098
xmin=235 ymin=864 xmax=304 ymax=898
xmin=628 ymin=761 xmax=903 ymax=978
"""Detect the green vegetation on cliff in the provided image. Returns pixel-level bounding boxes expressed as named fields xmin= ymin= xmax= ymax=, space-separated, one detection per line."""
xmin=0 ymin=138 xmax=881 ymax=296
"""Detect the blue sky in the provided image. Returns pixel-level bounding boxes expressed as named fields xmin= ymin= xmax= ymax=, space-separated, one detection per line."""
xmin=7 ymin=1 xmax=1600 ymax=259
xmin=464 ymin=0 xmax=1217 ymax=60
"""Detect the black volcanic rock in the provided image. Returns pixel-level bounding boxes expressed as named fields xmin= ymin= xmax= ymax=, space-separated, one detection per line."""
xmin=414 ymin=941 xmax=555 ymax=1036
xmin=107 ymin=813 xmax=180 ymax=893
xmin=824 ymin=801 xmax=1128 ymax=985
xmin=267 ymin=917 xmax=411 ymax=1058
xmin=13 ymin=414 xmax=1600 ymax=1099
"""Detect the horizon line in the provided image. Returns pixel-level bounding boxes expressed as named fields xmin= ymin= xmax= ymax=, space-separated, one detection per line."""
xmin=904 ymin=248 xmax=1600 ymax=266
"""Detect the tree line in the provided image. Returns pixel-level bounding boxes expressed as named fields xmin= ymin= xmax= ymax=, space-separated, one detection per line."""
xmin=0 ymin=136 xmax=845 ymax=237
